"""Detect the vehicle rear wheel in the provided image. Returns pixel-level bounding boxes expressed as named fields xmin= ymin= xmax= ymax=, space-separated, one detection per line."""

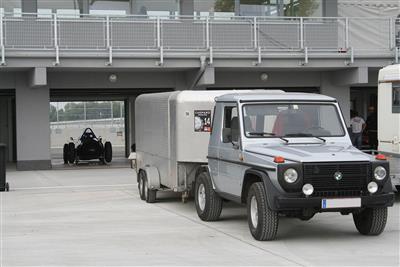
xmin=68 ymin=142 xmax=75 ymax=164
xmin=247 ymin=182 xmax=279 ymax=241
xmin=104 ymin=142 xmax=112 ymax=163
xmin=194 ymin=171 xmax=222 ymax=221
xmin=138 ymin=170 xmax=146 ymax=200
xmin=353 ymin=207 xmax=388 ymax=235
xmin=63 ymin=144 xmax=69 ymax=164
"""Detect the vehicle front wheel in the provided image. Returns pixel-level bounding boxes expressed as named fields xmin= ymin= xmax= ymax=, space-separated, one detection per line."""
xmin=247 ymin=182 xmax=279 ymax=241
xmin=353 ymin=207 xmax=388 ymax=235
xmin=194 ymin=171 xmax=222 ymax=221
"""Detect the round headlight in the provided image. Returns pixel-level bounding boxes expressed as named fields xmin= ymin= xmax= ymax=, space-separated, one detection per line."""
xmin=374 ymin=166 xmax=387 ymax=181
xmin=284 ymin=168 xmax=298 ymax=184
xmin=367 ymin=181 xmax=378 ymax=194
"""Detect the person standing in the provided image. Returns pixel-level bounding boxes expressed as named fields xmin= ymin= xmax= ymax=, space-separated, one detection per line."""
xmin=350 ymin=111 xmax=366 ymax=149
xmin=366 ymin=106 xmax=378 ymax=150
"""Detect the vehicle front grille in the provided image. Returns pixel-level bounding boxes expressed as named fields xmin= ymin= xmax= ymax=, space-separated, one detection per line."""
xmin=312 ymin=190 xmax=363 ymax=198
xmin=303 ymin=162 xmax=370 ymax=193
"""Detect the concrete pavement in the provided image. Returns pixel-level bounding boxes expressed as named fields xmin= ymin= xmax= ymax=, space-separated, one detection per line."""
xmin=1 ymin=168 xmax=399 ymax=266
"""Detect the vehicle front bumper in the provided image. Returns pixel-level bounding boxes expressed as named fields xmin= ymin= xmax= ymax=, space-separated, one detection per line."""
xmin=275 ymin=192 xmax=395 ymax=211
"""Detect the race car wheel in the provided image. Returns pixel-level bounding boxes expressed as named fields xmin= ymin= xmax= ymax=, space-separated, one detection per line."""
xmin=63 ymin=144 xmax=69 ymax=164
xmin=104 ymin=141 xmax=112 ymax=163
xmin=68 ymin=142 xmax=75 ymax=164
xmin=353 ymin=207 xmax=387 ymax=235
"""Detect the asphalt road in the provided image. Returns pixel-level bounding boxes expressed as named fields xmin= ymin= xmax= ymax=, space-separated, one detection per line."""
xmin=1 ymin=168 xmax=399 ymax=266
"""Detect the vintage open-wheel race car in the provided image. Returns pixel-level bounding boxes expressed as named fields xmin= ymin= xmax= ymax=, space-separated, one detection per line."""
xmin=63 ymin=128 xmax=112 ymax=165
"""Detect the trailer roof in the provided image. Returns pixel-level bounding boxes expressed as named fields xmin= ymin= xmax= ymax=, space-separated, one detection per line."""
xmin=216 ymin=91 xmax=336 ymax=102
xmin=378 ymin=64 xmax=400 ymax=83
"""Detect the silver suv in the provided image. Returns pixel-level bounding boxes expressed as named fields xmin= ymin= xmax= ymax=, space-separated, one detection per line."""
xmin=194 ymin=92 xmax=394 ymax=241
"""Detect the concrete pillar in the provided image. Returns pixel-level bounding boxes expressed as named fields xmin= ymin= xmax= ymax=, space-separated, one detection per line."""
xmin=79 ymin=0 xmax=90 ymax=14
xmin=234 ymin=0 xmax=240 ymax=16
xmin=15 ymin=73 xmax=51 ymax=170
xmin=321 ymin=72 xmax=351 ymax=126
xmin=127 ymin=96 xmax=136 ymax=156
xmin=22 ymin=0 xmax=37 ymax=13
xmin=180 ymin=0 xmax=194 ymax=15
xmin=322 ymin=0 xmax=338 ymax=17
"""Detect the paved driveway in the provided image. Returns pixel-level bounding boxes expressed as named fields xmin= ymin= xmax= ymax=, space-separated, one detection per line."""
xmin=1 ymin=168 xmax=399 ymax=266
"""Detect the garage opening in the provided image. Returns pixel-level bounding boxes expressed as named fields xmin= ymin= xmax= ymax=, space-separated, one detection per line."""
xmin=50 ymin=100 xmax=126 ymax=166
xmin=0 ymin=91 xmax=16 ymax=163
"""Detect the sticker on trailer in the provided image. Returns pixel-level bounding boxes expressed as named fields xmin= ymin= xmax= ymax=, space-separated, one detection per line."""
xmin=194 ymin=110 xmax=211 ymax=132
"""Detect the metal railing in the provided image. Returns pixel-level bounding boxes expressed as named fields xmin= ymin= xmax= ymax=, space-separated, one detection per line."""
xmin=0 ymin=13 xmax=398 ymax=65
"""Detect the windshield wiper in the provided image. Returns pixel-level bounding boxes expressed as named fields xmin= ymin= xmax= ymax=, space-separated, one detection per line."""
xmin=247 ymin=132 xmax=289 ymax=144
xmin=285 ymin=133 xmax=326 ymax=143
xmin=247 ymin=132 xmax=276 ymax=136
xmin=313 ymin=136 xmax=326 ymax=143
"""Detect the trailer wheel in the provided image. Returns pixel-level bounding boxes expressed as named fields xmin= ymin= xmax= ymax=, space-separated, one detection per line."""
xmin=195 ymin=171 xmax=222 ymax=221
xmin=63 ymin=144 xmax=69 ymax=164
xmin=353 ymin=207 xmax=387 ymax=235
xmin=143 ymin=174 xmax=157 ymax=203
xmin=68 ymin=142 xmax=75 ymax=164
xmin=138 ymin=170 xmax=146 ymax=200
xmin=247 ymin=182 xmax=279 ymax=241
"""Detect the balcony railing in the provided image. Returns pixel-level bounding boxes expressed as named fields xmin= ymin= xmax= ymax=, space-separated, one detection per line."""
xmin=0 ymin=13 xmax=399 ymax=65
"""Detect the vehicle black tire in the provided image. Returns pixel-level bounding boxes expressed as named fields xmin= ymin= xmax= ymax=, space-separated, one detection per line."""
xmin=353 ymin=207 xmax=388 ymax=235
xmin=63 ymin=144 xmax=69 ymax=164
xmin=138 ymin=170 xmax=146 ymax=200
xmin=142 ymin=174 xmax=157 ymax=203
xmin=104 ymin=141 xmax=112 ymax=163
xmin=194 ymin=171 xmax=222 ymax=221
xmin=247 ymin=182 xmax=279 ymax=241
xmin=68 ymin=142 xmax=75 ymax=164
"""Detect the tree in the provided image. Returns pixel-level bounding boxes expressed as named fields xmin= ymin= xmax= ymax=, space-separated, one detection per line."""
xmin=285 ymin=0 xmax=319 ymax=17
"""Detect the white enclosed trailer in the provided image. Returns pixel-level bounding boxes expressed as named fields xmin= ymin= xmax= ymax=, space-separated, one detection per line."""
xmin=135 ymin=90 xmax=250 ymax=202
xmin=378 ymin=64 xmax=400 ymax=155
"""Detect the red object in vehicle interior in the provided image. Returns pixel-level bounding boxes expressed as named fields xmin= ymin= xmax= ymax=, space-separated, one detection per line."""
xmin=272 ymin=111 xmax=311 ymax=136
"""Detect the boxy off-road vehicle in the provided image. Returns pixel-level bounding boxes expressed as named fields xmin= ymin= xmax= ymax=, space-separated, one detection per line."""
xmin=134 ymin=90 xmax=394 ymax=240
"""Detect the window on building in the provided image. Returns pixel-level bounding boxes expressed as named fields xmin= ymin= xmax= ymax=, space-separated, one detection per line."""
xmin=0 ymin=0 xmax=21 ymax=16
xmin=38 ymin=0 xmax=80 ymax=17
xmin=132 ymin=0 xmax=178 ymax=16
xmin=194 ymin=0 xmax=323 ymax=17
xmin=393 ymin=84 xmax=400 ymax=113
xmin=90 ymin=0 xmax=130 ymax=15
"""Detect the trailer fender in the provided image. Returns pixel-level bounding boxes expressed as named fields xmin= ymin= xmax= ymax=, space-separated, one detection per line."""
xmin=142 ymin=166 xmax=161 ymax=190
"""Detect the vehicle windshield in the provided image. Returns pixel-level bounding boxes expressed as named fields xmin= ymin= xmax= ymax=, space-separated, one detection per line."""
xmin=242 ymin=103 xmax=345 ymax=138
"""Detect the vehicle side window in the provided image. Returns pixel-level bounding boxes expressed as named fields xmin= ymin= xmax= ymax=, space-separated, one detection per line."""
xmin=393 ymin=84 xmax=400 ymax=113
xmin=222 ymin=106 xmax=238 ymax=143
